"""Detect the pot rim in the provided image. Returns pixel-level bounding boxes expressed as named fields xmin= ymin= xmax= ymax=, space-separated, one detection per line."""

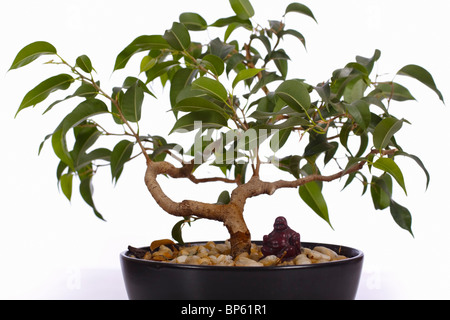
xmin=120 ymin=241 xmax=364 ymax=271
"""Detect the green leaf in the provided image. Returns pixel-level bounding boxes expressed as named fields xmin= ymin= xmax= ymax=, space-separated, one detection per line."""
xmin=192 ymin=77 xmax=228 ymax=102
xmin=114 ymin=35 xmax=169 ymax=71
xmin=217 ymin=191 xmax=231 ymax=205
xmin=121 ymin=83 xmax=144 ymax=122
xmin=372 ymin=117 xmax=403 ymax=150
xmin=140 ymin=56 xmax=157 ymax=73
xmin=170 ymin=68 xmax=198 ymax=108
xmin=76 ymin=55 xmax=93 ymax=73
xmin=170 ymin=111 xmax=228 ymax=134
xmin=145 ymin=60 xmax=179 ymax=84
xmin=163 ymin=22 xmax=191 ymax=51
xmin=373 ymin=157 xmax=407 ymax=195
xmin=390 ymin=199 xmax=414 ymax=236
xmin=370 ymin=82 xmax=416 ymax=102
xmin=229 ymin=0 xmax=255 ymax=20
xmin=299 ymin=181 xmax=332 ymax=228
xmin=171 ymin=219 xmax=186 ymax=245
xmin=16 ymin=74 xmax=74 ymax=116
xmin=394 ymin=151 xmax=430 ymax=190
xmin=72 ymin=125 xmax=102 ymax=167
xmin=52 ymin=99 xmax=109 ymax=168
xmin=110 ymin=140 xmax=134 ymax=183
xmin=397 ymin=64 xmax=444 ymax=103
xmin=275 ymin=79 xmax=311 ymax=113
xmin=179 ymin=12 xmax=208 ymax=31
xmin=9 ymin=41 xmax=57 ymax=70
xmin=232 ymin=68 xmax=263 ymax=88
xmin=279 ymin=29 xmax=306 ymax=49
xmin=370 ymin=174 xmax=392 ymax=210
xmin=345 ymin=100 xmax=371 ymax=130
xmin=284 ymin=2 xmax=317 ymax=23
xmin=173 ymin=97 xmax=229 ymax=118
xmin=79 ymin=176 xmax=105 ymax=221
xmin=42 ymin=80 xmax=100 ymax=114
xmin=201 ymin=54 xmax=225 ymax=77
xmin=76 ymin=148 xmax=111 ymax=170
xmin=60 ymin=173 xmax=73 ymax=201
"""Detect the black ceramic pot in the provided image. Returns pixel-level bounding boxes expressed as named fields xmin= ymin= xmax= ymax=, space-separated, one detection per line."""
xmin=120 ymin=241 xmax=363 ymax=300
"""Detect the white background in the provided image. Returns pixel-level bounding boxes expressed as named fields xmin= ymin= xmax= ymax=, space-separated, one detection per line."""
xmin=1 ymin=0 xmax=449 ymax=300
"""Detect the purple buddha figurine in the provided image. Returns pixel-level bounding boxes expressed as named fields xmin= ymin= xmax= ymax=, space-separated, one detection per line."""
xmin=261 ymin=216 xmax=301 ymax=259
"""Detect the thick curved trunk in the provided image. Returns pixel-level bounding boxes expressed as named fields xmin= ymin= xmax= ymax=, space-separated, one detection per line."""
xmin=144 ymin=161 xmax=251 ymax=257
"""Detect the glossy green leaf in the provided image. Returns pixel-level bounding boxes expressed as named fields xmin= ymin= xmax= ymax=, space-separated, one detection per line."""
xmin=173 ymin=97 xmax=229 ymax=118
xmin=373 ymin=157 xmax=407 ymax=195
xmin=171 ymin=219 xmax=186 ymax=244
xmin=395 ymin=151 xmax=430 ymax=189
xmin=16 ymin=74 xmax=74 ymax=116
xmin=229 ymin=0 xmax=255 ymax=20
xmin=397 ymin=64 xmax=444 ymax=103
xmin=140 ymin=56 xmax=157 ymax=73
xmin=79 ymin=176 xmax=105 ymax=221
xmin=201 ymin=54 xmax=225 ymax=76
xmin=192 ymin=77 xmax=228 ymax=102
xmin=217 ymin=190 xmax=231 ymax=205
xmin=145 ymin=60 xmax=180 ymax=84
xmin=390 ymin=199 xmax=413 ymax=236
xmin=76 ymin=55 xmax=93 ymax=73
xmin=110 ymin=140 xmax=134 ymax=183
xmin=170 ymin=111 xmax=228 ymax=133
xmin=284 ymin=2 xmax=317 ymax=23
xmin=279 ymin=29 xmax=306 ymax=49
xmin=370 ymin=174 xmax=392 ymax=210
xmin=373 ymin=117 xmax=403 ymax=150
xmin=76 ymin=148 xmax=111 ymax=170
xmin=345 ymin=100 xmax=371 ymax=130
xmin=210 ymin=16 xmax=252 ymax=29
xmin=370 ymin=82 xmax=416 ymax=102
xmin=275 ymin=79 xmax=311 ymax=113
xmin=179 ymin=12 xmax=208 ymax=31
xmin=52 ymin=99 xmax=109 ymax=168
xmin=72 ymin=125 xmax=102 ymax=166
xmin=60 ymin=173 xmax=73 ymax=201
xmin=163 ymin=22 xmax=191 ymax=51
xmin=121 ymin=83 xmax=144 ymax=122
xmin=42 ymin=81 xmax=100 ymax=114
xmin=232 ymin=68 xmax=263 ymax=88
xmin=114 ymin=35 xmax=169 ymax=71
xmin=170 ymin=68 xmax=198 ymax=108
xmin=9 ymin=41 xmax=57 ymax=70
xmin=299 ymin=181 xmax=332 ymax=228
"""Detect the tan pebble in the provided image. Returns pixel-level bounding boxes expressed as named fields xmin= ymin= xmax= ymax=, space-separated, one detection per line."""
xmin=215 ymin=242 xmax=231 ymax=255
xmin=185 ymin=255 xmax=201 ymax=265
xmin=143 ymin=251 xmax=153 ymax=260
xmin=199 ymin=257 xmax=212 ymax=265
xmin=294 ymin=254 xmax=311 ymax=265
xmin=179 ymin=245 xmax=198 ymax=256
xmin=259 ymin=255 xmax=279 ymax=266
xmin=210 ymin=254 xmax=234 ymax=266
xmin=152 ymin=245 xmax=173 ymax=259
xmin=204 ymin=241 xmax=216 ymax=250
xmin=174 ymin=255 xmax=188 ymax=264
xmin=235 ymin=256 xmax=263 ymax=267
xmin=307 ymin=249 xmax=331 ymax=261
xmin=197 ymin=246 xmax=209 ymax=258
xmin=313 ymin=246 xmax=338 ymax=260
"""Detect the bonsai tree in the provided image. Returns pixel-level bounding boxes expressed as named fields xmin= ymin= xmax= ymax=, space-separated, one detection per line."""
xmin=9 ymin=0 xmax=444 ymax=257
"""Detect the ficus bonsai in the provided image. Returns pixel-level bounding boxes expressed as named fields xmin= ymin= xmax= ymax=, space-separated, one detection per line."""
xmin=9 ymin=0 xmax=444 ymax=258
